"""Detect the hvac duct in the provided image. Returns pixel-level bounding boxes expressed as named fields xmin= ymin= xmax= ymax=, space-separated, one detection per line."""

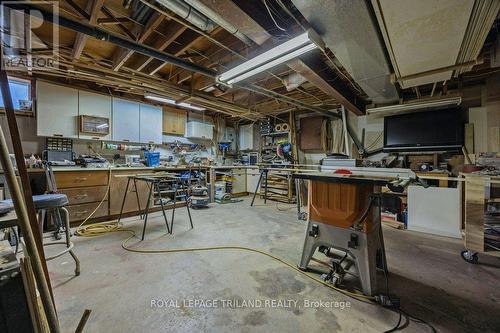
xmin=182 ymin=0 xmax=254 ymax=46
xmin=292 ymin=0 xmax=399 ymax=104
xmin=155 ymin=0 xmax=214 ymax=31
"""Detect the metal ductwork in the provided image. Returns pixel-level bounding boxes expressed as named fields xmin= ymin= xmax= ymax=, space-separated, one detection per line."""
xmin=182 ymin=0 xmax=254 ymax=46
xmin=292 ymin=0 xmax=399 ymax=104
xmin=155 ymin=0 xmax=214 ymax=31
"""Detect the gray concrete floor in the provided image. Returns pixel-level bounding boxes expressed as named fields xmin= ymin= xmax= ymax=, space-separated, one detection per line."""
xmin=46 ymin=197 xmax=500 ymax=333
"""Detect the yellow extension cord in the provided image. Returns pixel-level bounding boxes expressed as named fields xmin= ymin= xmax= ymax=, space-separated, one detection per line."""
xmin=73 ymin=168 xmax=376 ymax=302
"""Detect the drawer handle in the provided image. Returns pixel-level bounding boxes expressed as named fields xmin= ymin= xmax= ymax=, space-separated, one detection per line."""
xmin=75 ymin=177 xmax=88 ymax=182
xmin=74 ymin=194 xmax=88 ymax=199
xmin=75 ymin=210 xmax=89 ymax=216
xmin=122 ymin=139 xmax=130 ymax=142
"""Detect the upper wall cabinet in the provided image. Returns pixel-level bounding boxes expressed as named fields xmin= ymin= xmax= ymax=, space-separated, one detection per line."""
xmin=78 ymin=91 xmax=112 ymax=140
xmin=139 ymin=104 xmax=163 ymax=144
xmin=163 ymin=107 xmax=186 ymax=136
xmin=112 ymin=98 xmax=140 ymax=143
xmin=37 ymin=81 xmax=79 ymax=138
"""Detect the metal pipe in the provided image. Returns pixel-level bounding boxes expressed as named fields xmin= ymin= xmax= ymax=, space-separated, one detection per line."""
xmin=341 ymin=105 xmax=350 ymax=156
xmin=155 ymin=0 xmax=214 ymax=31
xmin=182 ymin=0 xmax=254 ymax=46
xmin=0 ymin=74 xmax=60 ymax=333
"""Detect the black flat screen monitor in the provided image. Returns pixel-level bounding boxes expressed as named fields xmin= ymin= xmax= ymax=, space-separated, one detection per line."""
xmin=383 ymin=108 xmax=464 ymax=152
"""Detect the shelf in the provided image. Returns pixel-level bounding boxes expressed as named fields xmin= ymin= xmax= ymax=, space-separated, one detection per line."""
xmin=261 ymin=131 xmax=289 ymax=136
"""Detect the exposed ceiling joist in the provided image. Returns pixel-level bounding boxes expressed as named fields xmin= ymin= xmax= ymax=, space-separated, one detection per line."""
xmin=112 ymin=11 xmax=164 ymax=71
xmin=131 ymin=20 xmax=187 ymax=71
xmin=71 ymin=0 xmax=104 ymax=59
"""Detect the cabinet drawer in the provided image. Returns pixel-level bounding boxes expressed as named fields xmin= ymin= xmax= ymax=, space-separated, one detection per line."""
xmin=55 ymin=171 xmax=109 ymax=188
xmin=59 ymin=186 xmax=108 ymax=205
xmin=66 ymin=202 xmax=108 ymax=222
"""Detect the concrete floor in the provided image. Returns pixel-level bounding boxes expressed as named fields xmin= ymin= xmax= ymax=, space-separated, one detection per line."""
xmin=46 ymin=197 xmax=500 ymax=333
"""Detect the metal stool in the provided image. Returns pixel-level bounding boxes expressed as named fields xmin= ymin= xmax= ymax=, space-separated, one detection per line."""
xmin=3 ymin=194 xmax=80 ymax=276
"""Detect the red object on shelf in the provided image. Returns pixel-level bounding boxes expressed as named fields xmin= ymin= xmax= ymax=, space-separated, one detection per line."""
xmin=334 ymin=169 xmax=352 ymax=175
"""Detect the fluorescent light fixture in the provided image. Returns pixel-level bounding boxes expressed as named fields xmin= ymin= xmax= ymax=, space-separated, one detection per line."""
xmin=177 ymin=102 xmax=205 ymax=111
xmin=145 ymin=95 xmax=176 ymax=105
xmin=366 ymin=97 xmax=462 ymax=116
xmin=217 ymin=29 xmax=323 ymax=85
xmin=203 ymin=86 xmax=215 ymax=92
xmin=145 ymin=94 xmax=206 ymax=111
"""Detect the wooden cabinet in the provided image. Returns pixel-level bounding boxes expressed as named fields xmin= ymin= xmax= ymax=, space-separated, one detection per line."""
xmin=54 ymin=170 xmax=110 ymax=223
xmin=78 ymin=90 xmax=112 ymax=140
xmin=54 ymin=171 xmax=108 ymax=188
xmin=139 ymin=104 xmax=163 ymax=144
xmin=112 ymin=98 xmax=140 ymax=142
xmin=36 ymin=81 xmax=79 ymax=138
xmin=109 ymin=170 xmax=153 ymax=215
xmin=162 ymin=107 xmax=186 ymax=135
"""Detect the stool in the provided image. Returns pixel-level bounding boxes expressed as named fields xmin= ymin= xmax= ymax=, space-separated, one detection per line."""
xmin=3 ymin=194 xmax=80 ymax=276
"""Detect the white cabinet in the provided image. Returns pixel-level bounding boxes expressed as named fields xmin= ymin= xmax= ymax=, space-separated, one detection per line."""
xmin=239 ymin=124 xmax=254 ymax=150
xmin=36 ymin=81 xmax=79 ymax=138
xmin=185 ymin=121 xmax=214 ymax=140
xmin=112 ymin=98 xmax=140 ymax=143
xmin=139 ymin=104 xmax=163 ymax=144
xmin=246 ymin=167 xmax=260 ymax=194
xmin=78 ymin=91 xmax=112 ymax=140
xmin=232 ymin=168 xmax=247 ymax=194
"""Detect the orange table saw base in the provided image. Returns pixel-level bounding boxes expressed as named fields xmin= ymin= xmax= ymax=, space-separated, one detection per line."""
xmin=299 ymin=179 xmax=387 ymax=296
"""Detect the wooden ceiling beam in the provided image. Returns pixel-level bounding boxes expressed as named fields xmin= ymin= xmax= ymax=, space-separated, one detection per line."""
xmin=145 ymin=27 xmax=224 ymax=76
xmin=97 ymin=17 xmax=129 ymax=24
xmin=65 ymin=0 xmax=90 ymax=20
xmin=130 ymin=20 xmax=187 ymax=71
xmin=112 ymin=12 xmax=164 ymax=71
xmin=147 ymin=33 xmax=203 ymax=75
xmin=101 ymin=6 xmax=135 ymax=40
xmin=71 ymin=0 xmax=104 ymax=59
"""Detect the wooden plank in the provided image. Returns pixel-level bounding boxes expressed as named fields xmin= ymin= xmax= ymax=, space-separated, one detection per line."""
xmin=489 ymin=126 xmax=499 ymax=152
xmin=465 ymin=178 xmax=485 ymax=252
xmin=464 ymin=123 xmax=474 ymax=154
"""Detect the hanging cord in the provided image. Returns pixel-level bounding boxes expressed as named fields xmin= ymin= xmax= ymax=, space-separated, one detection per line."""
xmin=262 ymin=0 xmax=287 ymax=32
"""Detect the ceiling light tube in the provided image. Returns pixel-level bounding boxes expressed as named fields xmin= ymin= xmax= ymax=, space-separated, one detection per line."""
xmin=145 ymin=94 xmax=206 ymax=111
xmin=366 ymin=97 xmax=462 ymax=116
xmin=218 ymin=29 xmax=323 ymax=85
xmin=145 ymin=95 xmax=176 ymax=105
xmin=177 ymin=102 xmax=206 ymax=111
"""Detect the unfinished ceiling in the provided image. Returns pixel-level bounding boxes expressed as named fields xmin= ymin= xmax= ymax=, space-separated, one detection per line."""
xmin=291 ymin=0 xmax=399 ymax=104
xmin=371 ymin=0 xmax=500 ymax=89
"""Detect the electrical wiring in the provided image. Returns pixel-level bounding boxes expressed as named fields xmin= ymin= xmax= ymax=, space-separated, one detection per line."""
xmin=262 ymin=0 xmax=287 ymax=32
